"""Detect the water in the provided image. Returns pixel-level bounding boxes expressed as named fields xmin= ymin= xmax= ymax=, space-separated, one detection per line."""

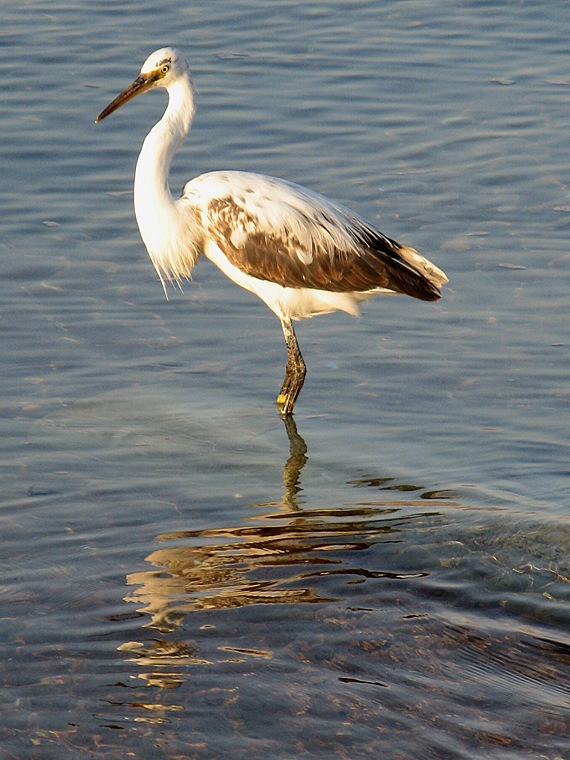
xmin=1 ymin=1 xmax=569 ymax=757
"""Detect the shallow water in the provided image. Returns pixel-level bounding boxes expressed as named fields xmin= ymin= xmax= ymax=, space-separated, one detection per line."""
xmin=1 ymin=1 xmax=569 ymax=758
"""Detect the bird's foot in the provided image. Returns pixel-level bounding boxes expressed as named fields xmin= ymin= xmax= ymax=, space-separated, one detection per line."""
xmin=276 ymin=392 xmax=294 ymax=416
xmin=277 ymin=369 xmax=299 ymax=415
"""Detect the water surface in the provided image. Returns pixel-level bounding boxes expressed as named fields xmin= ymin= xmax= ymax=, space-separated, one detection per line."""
xmin=1 ymin=1 xmax=569 ymax=757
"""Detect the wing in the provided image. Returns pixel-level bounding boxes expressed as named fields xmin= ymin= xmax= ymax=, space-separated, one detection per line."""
xmin=183 ymin=171 xmax=446 ymax=302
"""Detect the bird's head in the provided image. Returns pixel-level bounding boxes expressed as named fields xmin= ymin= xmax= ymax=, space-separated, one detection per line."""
xmin=96 ymin=47 xmax=189 ymax=123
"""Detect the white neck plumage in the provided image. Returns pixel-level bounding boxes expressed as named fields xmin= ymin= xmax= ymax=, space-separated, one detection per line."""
xmin=134 ymin=72 xmax=201 ymax=292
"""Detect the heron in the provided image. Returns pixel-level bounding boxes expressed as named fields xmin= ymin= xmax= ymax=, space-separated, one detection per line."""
xmin=96 ymin=47 xmax=447 ymax=415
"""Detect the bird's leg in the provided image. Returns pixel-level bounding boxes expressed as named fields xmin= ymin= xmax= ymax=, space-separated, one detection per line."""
xmin=276 ymin=318 xmax=306 ymax=416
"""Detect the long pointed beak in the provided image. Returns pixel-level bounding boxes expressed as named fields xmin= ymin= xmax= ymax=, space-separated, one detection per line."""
xmin=95 ymin=74 xmax=154 ymax=123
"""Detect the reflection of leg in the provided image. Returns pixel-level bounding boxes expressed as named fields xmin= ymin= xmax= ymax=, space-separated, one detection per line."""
xmin=282 ymin=415 xmax=308 ymax=509
xmin=276 ymin=318 xmax=306 ymax=416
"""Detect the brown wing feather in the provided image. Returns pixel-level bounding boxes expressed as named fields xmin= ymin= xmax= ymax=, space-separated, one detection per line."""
xmin=204 ymin=193 xmax=442 ymax=302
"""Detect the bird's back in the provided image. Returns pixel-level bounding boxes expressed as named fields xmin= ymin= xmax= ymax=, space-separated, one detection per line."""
xmin=181 ymin=170 xmax=446 ymax=303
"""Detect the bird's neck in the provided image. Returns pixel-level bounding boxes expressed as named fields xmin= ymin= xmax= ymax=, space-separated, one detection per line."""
xmin=134 ymin=73 xmax=200 ymax=290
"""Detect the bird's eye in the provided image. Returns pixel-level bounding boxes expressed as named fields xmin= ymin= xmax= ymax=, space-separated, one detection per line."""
xmin=160 ymin=64 xmax=170 ymax=74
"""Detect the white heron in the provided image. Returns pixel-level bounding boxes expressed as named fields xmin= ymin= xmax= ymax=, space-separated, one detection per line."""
xmin=96 ymin=47 xmax=447 ymax=415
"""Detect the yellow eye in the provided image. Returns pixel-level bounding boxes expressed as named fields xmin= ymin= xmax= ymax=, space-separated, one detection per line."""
xmin=161 ymin=64 xmax=170 ymax=74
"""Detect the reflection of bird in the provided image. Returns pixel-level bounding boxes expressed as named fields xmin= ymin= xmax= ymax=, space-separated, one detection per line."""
xmin=96 ymin=47 xmax=447 ymax=415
